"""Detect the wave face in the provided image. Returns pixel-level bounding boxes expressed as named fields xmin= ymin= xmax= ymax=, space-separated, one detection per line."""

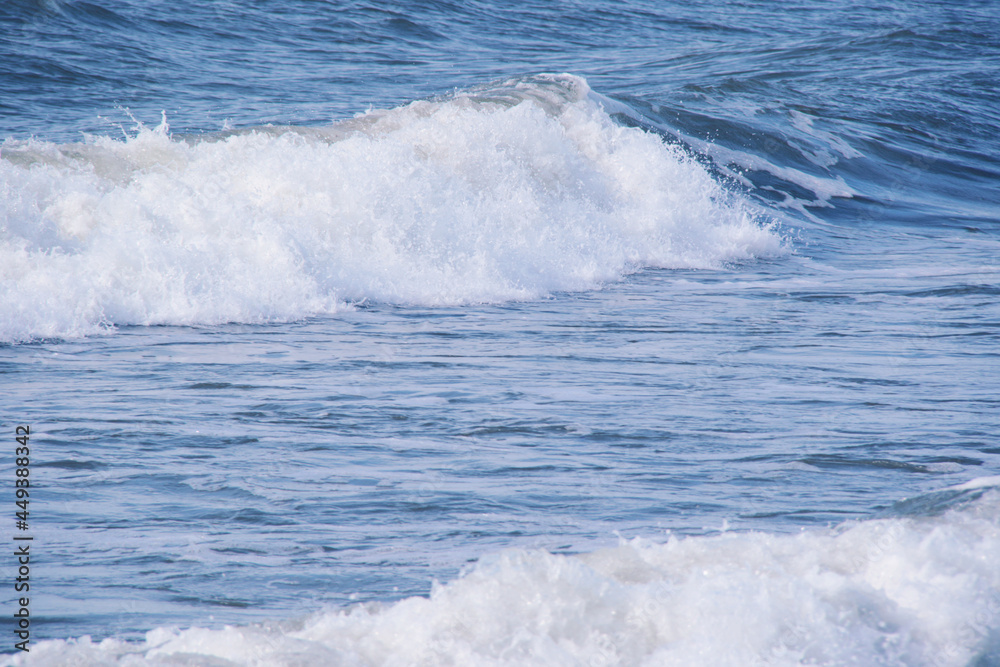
xmin=15 ymin=483 xmax=1000 ymax=666
xmin=0 ymin=74 xmax=781 ymax=343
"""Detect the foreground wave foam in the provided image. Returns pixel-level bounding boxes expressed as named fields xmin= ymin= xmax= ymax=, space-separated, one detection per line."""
xmin=0 ymin=74 xmax=782 ymax=343
xmin=12 ymin=483 xmax=1000 ymax=666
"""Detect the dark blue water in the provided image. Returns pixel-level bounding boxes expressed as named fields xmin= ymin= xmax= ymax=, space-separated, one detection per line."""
xmin=2 ymin=1 xmax=999 ymax=665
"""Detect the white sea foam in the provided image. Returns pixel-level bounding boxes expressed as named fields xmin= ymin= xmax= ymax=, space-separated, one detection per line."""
xmin=948 ymin=476 xmax=1000 ymax=492
xmin=0 ymin=74 xmax=783 ymax=343
xmin=9 ymin=484 xmax=1000 ymax=666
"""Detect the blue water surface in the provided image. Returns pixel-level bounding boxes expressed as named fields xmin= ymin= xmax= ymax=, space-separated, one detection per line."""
xmin=1 ymin=0 xmax=999 ymax=657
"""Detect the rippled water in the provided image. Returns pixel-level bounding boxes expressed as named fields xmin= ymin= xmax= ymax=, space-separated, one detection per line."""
xmin=2 ymin=0 xmax=999 ymax=664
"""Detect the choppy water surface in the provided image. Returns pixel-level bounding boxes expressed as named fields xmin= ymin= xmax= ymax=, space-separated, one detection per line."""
xmin=2 ymin=0 xmax=999 ymax=664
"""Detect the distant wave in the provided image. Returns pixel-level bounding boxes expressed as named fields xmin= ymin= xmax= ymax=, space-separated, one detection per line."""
xmin=12 ymin=480 xmax=1000 ymax=666
xmin=0 ymin=74 xmax=784 ymax=343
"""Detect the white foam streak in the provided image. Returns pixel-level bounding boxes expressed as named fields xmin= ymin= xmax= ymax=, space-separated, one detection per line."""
xmin=12 ymin=488 xmax=1000 ymax=666
xmin=0 ymin=75 xmax=783 ymax=342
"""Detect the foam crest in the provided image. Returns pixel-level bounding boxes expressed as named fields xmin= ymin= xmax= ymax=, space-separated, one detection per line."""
xmin=0 ymin=74 xmax=783 ymax=343
xmin=12 ymin=485 xmax=1000 ymax=666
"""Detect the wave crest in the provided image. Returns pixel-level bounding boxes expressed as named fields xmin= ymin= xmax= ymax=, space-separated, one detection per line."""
xmin=0 ymin=74 xmax=784 ymax=343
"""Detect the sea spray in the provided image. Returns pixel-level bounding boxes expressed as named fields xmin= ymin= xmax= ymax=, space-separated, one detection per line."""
xmin=12 ymin=484 xmax=1000 ymax=666
xmin=0 ymin=75 xmax=783 ymax=344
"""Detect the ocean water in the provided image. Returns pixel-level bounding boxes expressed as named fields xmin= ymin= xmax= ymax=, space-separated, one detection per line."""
xmin=1 ymin=0 xmax=999 ymax=665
